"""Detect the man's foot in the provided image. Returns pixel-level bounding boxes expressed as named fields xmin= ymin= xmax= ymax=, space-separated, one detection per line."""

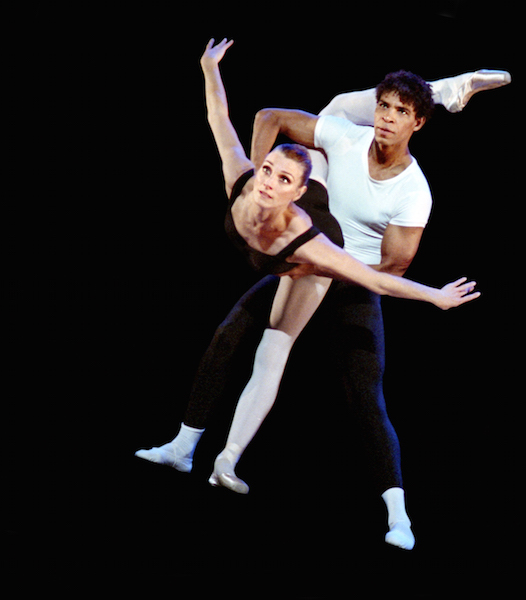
xmin=135 ymin=442 xmax=193 ymax=473
xmin=385 ymin=520 xmax=415 ymax=550
xmin=439 ymin=69 xmax=511 ymax=113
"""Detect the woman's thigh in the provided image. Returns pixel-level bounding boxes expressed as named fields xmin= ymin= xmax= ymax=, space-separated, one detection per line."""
xmin=269 ymin=274 xmax=332 ymax=340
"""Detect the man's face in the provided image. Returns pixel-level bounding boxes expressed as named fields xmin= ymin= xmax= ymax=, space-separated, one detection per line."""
xmin=374 ymin=91 xmax=425 ymax=147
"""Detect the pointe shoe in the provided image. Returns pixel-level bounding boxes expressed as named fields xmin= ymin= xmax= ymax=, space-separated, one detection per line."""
xmin=134 ymin=443 xmax=193 ymax=473
xmin=385 ymin=521 xmax=415 ymax=551
xmin=443 ymin=69 xmax=511 ymax=113
xmin=208 ymin=457 xmax=249 ymax=494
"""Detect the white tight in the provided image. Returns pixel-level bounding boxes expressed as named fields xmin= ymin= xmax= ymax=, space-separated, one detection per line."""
xmin=220 ymin=275 xmax=332 ymax=463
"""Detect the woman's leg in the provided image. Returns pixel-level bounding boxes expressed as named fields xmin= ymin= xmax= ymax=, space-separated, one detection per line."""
xmin=210 ymin=274 xmax=332 ymax=493
xmin=318 ymin=71 xmax=511 ymax=124
xmin=308 ymin=71 xmax=510 ymax=186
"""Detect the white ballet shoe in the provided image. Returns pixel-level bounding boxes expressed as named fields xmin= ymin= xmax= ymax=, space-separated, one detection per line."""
xmin=208 ymin=457 xmax=249 ymax=495
xmin=385 ymin=521 xmax=415 ymax=550
xmin=134 ymin=442 xmax=193 ymax=473
xmin=442 ymin=69 xmax=511 ymax=113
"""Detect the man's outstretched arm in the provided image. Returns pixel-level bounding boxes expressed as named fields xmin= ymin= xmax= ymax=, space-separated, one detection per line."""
xmin=250 ymin=109 xmax=319 ymax=169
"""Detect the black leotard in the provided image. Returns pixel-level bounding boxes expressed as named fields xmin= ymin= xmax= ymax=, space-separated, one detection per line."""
xmin=224 ymin=170 xmax=344 ymax=275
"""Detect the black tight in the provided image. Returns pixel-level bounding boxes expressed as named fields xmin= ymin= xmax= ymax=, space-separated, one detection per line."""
xmin=183 ymin=276 xmax=402 ymax=494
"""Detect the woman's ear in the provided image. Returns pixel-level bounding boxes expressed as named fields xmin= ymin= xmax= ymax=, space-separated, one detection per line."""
xmin=293 ymin=185 xmax=308 ymax=202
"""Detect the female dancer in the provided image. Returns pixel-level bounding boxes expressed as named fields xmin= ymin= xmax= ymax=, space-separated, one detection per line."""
xmin=194 ymin=38 xmax=479 ymax=494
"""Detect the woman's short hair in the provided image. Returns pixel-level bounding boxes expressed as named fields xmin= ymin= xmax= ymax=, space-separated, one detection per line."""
xmin=376 ymin=70 xmax=435 ymax=122
xmin=275 ymin=143 xmax=312 ymax=187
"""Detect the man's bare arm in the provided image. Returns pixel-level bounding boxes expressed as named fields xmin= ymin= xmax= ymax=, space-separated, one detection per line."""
xmin=371 ymin=224 xmax=424 ymax=276
xmin=250 ymin=109 xmax=319 ymax=169
xmin=283 ymin=224 xmax=424 ymax=280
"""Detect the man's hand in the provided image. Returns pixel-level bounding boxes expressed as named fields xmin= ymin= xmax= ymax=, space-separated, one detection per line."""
xmin=279 ymin=263 xmax=319 ymax=280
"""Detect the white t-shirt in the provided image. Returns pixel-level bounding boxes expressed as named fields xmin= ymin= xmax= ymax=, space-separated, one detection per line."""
xmin=314 ymin=115 xmax=433 ymax=265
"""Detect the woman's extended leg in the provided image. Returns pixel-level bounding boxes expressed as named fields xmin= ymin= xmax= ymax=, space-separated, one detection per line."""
xmin=209 ymin=274 xmax=332 ymax=493
xmin=319 ymin=70 xmax=511 ymax=124
xmin=309 ymin=70 xmax=511 ymax=186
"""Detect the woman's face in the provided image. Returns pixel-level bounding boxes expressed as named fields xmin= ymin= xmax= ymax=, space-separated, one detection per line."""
xmin=254 ymin=150 xmax=307 ymax=210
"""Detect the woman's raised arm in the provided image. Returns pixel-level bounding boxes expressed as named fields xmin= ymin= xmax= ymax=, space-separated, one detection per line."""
xmin=201 ymin=39 xmax=253 ymax=197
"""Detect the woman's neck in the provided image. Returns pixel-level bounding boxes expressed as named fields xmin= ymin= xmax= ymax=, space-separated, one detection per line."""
xmin=246 ymin=195 xmax=292 ymax=235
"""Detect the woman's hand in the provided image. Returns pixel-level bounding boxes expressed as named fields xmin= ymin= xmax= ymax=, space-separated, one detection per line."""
xmin=200 ymin=38 xmax=234 ymax=71
xmin=434 ymin=277 xmax=481 ymax=310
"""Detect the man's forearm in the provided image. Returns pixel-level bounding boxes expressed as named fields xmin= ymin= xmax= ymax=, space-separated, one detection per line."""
xmin=250 ymin=108 xmax=318 ymax=169
xmin=250 ymin=110 xmax=282 ymax=169
xmin=369 ymin=260 xmax=410 ymax=277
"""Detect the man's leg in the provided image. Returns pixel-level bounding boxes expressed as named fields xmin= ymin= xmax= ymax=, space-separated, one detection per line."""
xmin=135 ymin=275 xmax=280 ymax=471
xmin=321 ymin=282 xmax=414 ymax=549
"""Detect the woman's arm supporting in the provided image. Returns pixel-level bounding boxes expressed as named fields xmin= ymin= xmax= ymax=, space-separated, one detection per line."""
xmin=293 ymin=234 xmax=480 ymax=310
xmin=200 ymin=39 xmax=253 ymax=197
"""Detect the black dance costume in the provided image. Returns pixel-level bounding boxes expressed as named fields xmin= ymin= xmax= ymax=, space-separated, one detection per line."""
xmin=225 ymin=170 xmax=344 ymax=274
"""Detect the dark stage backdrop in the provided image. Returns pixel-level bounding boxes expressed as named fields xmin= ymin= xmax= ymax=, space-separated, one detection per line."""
xmin=6 ymin=4 xmax=519 ymax=598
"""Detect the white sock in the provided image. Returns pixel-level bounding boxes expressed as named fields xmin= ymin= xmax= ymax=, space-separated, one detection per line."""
xmin=211 ymin=328 xmax=293 ymax=490
xmin=135 ymin=423 xmax=205 ymax=473
xmin=382 ymin=487 xmax=415 ymax=550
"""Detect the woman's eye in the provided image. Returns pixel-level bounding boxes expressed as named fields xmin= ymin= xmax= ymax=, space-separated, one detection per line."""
xmin=280 ymin=176 xmax=290 ymax=184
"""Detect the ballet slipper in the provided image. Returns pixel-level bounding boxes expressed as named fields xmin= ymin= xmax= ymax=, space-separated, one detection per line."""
xmin=208 ymin=457 xmax=249 ymax=494
xmin=443 ymin=69 xmax=511 ymax=113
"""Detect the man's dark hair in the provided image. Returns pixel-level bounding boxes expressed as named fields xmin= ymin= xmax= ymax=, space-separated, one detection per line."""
xmin=376 ymin=70 xmax=435 ymax=122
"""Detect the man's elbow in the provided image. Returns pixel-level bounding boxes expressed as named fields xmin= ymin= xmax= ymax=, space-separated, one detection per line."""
xmin=378 ymin=255 xmax=414 ymax=277
xmin=255 ymin=108 xmax=280 ymax=129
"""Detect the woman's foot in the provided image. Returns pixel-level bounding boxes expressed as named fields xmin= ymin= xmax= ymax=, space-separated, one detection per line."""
xmin=436 ymin=69 xmax=511 ymax=113
xmin=208 ymin=455 xmax=249 ymax=494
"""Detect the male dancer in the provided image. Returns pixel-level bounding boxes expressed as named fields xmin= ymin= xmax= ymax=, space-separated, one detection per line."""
xmin=136 ymin=67 xmax=510 ymax=550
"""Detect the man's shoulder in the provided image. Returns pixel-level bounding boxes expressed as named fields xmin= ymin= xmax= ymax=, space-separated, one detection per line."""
xmin=316 ymin=115 xmax=373 ymax=148
xmin=405 ymin=157 xmax=432 ymax=193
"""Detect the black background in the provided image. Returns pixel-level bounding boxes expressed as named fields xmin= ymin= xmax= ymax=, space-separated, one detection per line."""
xmin=6 ymin=3 xmax=520 ymax=598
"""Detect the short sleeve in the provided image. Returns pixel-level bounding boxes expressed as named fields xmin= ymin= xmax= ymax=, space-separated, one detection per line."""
xmin=314 ymin=115 xmax=361 ymax=151
xmin=389 ymin=190 xmax=433 ymax=228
